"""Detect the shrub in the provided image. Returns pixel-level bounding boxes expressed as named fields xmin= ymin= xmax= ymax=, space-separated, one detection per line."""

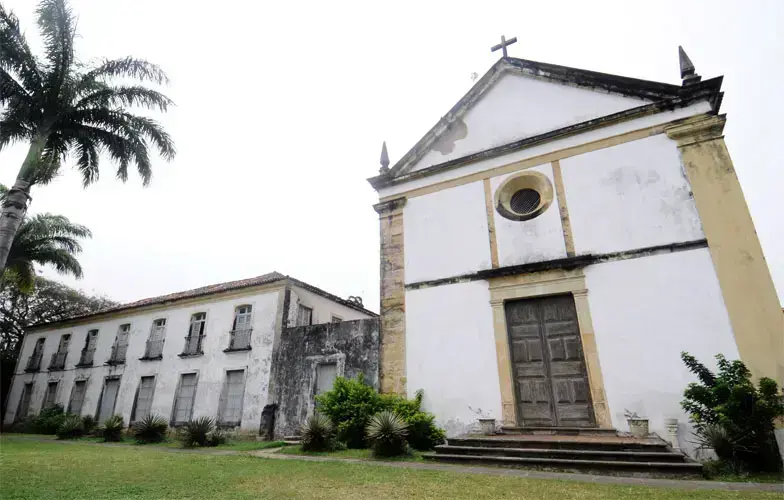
xmin=133 ymin=414 xmax=169 ymax=444
xmin=301 ymin=413 xmax=337 ymax=452
xmin=366 ymin=410 xmax=409 ymax=457
xmin=56 ymin=414 xmax=84 ymax=440
xmin=100 ymin=415 xmax=125 ymax=442
xmin=34 ymin=404 xmax=67 ymax=434
xmin=405 ymin=412 xmax=446 ymax=450
xmin=81 ymin=415 xmax=97 ymax=435
xmin=180 ymin=416 xmax=214 ymax=447
xmin=681 ymin=352 xmax=784 ymax=472
xmin=315 ymin=374 xmax=386 ymax=448
xmin=207 ymin=428 xmax=228 ymax=447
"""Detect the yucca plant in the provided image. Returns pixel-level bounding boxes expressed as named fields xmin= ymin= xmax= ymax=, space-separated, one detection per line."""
xmin=366 ymin=410 xmax=409 ymax=458
xmin=100 ymin=415 xmax=124 ymax=442
xmin=179 ymin=416 xmax=214 ymax=447
xmin=56 ymin=414 xmax=83 ymax=439
xmin=132 ymin=414 xmax=168 ymax=444
xmin=81 ymin=415 xmax=96 ymax=434
xmin=301 ymin=413 xmax=335 ymax=452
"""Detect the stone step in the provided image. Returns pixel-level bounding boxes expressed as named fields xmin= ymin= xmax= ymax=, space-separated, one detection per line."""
xmin=447 ymin=437 xmax=670 ymax=452
xmin=500 ymin=426 xmax=619 ymax=436
xmin=422 ymin=453 xmax=703 ymax=478
xmin=435 ymin=445 xmax=688 ymax=463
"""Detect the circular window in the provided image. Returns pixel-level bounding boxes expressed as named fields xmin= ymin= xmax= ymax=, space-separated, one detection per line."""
xmin=509 ymin=189 xmax=541 ymax=215
xmin=494 ymin=171 xmax=554 ymax=221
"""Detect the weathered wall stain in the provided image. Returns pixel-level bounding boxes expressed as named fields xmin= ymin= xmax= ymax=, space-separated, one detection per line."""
xmin=432 ymin=118 xmax=468 ymax=155
xmin=269 ymin=319 xmax=380 ymax=438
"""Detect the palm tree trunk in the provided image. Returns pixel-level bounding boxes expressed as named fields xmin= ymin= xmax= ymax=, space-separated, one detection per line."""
xmin=0 ymin=137 xmax=46 ymax=274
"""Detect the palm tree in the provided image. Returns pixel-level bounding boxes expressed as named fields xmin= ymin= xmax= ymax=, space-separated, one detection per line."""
xmin=0 ymin=0 xmax=175 ymax=274
xmin=0 ymin=184 xmax=91 ymax=292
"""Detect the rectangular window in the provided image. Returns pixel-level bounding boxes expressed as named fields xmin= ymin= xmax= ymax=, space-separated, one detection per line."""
xmin=233 ymin=305 xmax=253 ymax=330
xmin=297 ymin=305 xmax=313 ymax=327
xmin=16 ymin=382 xmax=33 ymax=421
xmin=218 ymin=370 xmax=246 ymax=425
xmin=50 ymin=334 xmax=70 ymax=370
xmin=331 ymin=315 xmax=342 ymax=324
xmin=79 ymin=329 xmax=99 ymax=366
xmin=172 ymin=373 xmax=198 ymax=424
xmin=97 ymin=378 xmax=121 ymax=424
xmin=182 ymin=313 xmax=206 ymax=355
xmin=132 ymin=376 xmax=156 ymax=422
xmin=26 ymin=338 xmax=45 ymax=371
xmin=68 ymin=380 xmax=87 ymax=415
xmin=316 ymin=363 xmax=338 ymax=395
xmin=43 ymin=381 xmax=59 ymax=408
xmin=229 ymin=305 xmax=253 ymax=350
xmin=111 ymin=324 xmax=131 ymax=364
xmin=145 ymin=319 xmax=166 ymax=359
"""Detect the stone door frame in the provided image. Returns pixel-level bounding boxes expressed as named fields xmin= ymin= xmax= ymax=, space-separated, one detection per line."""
xmin=489 ymin=268 xmax=612 ymax=428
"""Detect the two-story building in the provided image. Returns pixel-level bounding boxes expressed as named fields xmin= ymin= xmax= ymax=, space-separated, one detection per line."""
xmin=3 ymin=272 xmax=377 ymax=432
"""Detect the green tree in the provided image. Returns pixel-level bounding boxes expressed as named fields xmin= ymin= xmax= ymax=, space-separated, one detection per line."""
xmin=0 ymin=0 xmax=175 ymax=275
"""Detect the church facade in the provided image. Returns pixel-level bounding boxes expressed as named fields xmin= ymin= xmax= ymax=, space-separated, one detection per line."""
xmin=369 ymin=51 xmax=783 ymax=454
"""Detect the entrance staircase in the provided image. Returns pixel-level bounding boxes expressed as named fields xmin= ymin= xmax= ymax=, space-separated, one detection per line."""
xmin=422 ymin=427 xmax=703 ymax=478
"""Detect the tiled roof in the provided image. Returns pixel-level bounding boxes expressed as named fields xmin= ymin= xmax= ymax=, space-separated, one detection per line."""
xmin=27 ymin=271 xmax=376 ymax=330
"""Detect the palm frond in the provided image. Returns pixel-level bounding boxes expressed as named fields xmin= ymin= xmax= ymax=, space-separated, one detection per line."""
xmin=0 ymin=4 xmax=43 ymax=93
xmin=79 ymin=56 xmax=169 ymax=86
xmin=75 ymin=85 xmax=174 ymax=112
xmin=36 ymin=0 xmax=75 ymax=103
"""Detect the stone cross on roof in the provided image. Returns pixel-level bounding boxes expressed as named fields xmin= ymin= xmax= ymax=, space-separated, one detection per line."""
xmin=491 ymin=35 xmax=517 ymax=58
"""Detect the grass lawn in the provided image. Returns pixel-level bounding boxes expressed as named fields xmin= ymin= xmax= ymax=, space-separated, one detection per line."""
xmin=278 ymin=445 xmax=424 ymax=462
xmin=0 ymin=436 xmax=780 ymax=500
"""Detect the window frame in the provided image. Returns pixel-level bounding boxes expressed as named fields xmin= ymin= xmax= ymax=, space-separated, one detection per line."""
xmin=95 ymin=375 xmax=122 ymax=423
xmin=330 ymin=315 xmax=343 ymax=324
xmin=130 ymin=375 xmax=157 ymax=423
xmin=43 ymin=380 xmax=59 ymax=408
xmin=170 ymin=371 xmax=199 ymax=426
xmin=67 ymin=379 xmax=88 ymax=416
xmin=217 ymin=369 xmax=246 ymax=427
xmin=16 ymin=382 xmax=34 ymax=422
xmin=297 ymin=304 xmax=313 ymax=327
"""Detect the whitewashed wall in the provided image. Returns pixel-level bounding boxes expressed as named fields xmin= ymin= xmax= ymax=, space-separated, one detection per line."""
xmin=490 ymin=164 xmax=567 ymax=267
xmin=288 ymin=286 xmax=373 ymax=325
xmin=4 ymin=288 xmax=283 ymax=431
xmin=405 ymin=281 xmax=501 ymax=436
xmin=585 ymin=248 xmax=740 ymax=454
xmin=561 ymin=134 xmax=704 ymax=255
xmin=404 ymin=181 xmax=492 ymax=283
xmin=411 ymin=73 xmax=650 ymax=172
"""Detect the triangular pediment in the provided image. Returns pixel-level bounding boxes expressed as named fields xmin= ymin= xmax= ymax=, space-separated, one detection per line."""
xmin=371 ymin=57 xmax=722 ymax=186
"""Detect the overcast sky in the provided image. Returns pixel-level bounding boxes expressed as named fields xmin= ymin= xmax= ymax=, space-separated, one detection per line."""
xmin=2 ymin=0 xmax=782 ymax=310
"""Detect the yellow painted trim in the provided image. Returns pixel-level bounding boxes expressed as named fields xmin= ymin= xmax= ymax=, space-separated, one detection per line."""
xmin=482 ymin=179 xmax=500 ymax=268
xmin=27 ymin=282 xmax=287 ymax=332
xmin=488 ymin=270 xmax=612 ymax=429
xmin=666 ymin=115 xmax=784 ymax=385
xmin=379 ymin=122 xmax=668 ymax=203
xmin=551 ymin=160 xmax=575 ymax=257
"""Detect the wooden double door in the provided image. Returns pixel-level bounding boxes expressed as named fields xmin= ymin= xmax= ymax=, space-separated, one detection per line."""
xmin=505 ymin=294 xmax=595 ymax=427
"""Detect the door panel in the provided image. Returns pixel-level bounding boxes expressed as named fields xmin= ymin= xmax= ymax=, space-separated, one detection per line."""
xmin=98 ymin=379 xmax=120 ymax=423
xmin=506 ymin=295 xmax=594 ymax=427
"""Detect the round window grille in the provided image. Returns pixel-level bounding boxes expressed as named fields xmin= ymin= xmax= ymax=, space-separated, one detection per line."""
xmin=509 ymin=189 xmax=541 ymax=215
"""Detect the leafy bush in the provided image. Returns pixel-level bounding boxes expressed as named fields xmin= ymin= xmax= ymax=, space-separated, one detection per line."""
xmin=681 ymin=352 xmax=784 ymax=472
xmin=316 ymin=376 xmax=446 ymax=450
xmin=81 ymin=415 xmax=97 ymax=435
xmin=207 ymin=428 xmax=228 ymax=447
xmin=180 ymin=417 xmax=214 ymax=447
xmin=100 ymin=415 xmax=125 ymax=442
xmin=315 ymin=374 xmax=386 ymax=448
xmin=34 ymin=404 xmax=67 ymax=434
xmin=133 ymin=414 xmax=168 ymax=444
xmin=366 ymin=411 xmax=409 ymax=457
xmin=301 ymin=413 xmax=337 ymax=452
xmin=56 ymin=414 xmax=84 ymax=440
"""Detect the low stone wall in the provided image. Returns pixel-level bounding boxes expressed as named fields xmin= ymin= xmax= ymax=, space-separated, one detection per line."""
xmin=269 ymin=318 xmax=379 ymax=438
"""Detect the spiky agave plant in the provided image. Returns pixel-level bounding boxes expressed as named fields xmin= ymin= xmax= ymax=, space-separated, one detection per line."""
xmin=301 ymin=413 xmax=335 ymax=452
xmin=132 ymin=414 xmax=168 ymax=444
xmin=56 ymin=414 xmax=83 ymax=439
xmin=179 ymin=416 xmax=214 ymax=447
xmin=366 ymin=410 xmax=409 ymax=457
xmin=100 ymin=414 xmax=124 ymax=442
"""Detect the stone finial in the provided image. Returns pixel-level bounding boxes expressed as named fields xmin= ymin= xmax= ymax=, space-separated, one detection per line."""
xmin=678 ymin=46 xmax=701 ymax=85
xmin=379 ymin=141 xmax=390 ymax=174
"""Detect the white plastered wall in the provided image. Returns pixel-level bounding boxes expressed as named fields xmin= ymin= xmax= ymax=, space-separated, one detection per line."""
xmin=405 ymin=280 xmax=501 ymax=436
xmin=584 ymin=248 xmax=740 ymax=455
xmin=412 ymin=73 xmax=651 ymax=172
xmin=561 ymin=134 xmax=704 ymax=255
xmin=4 ymin=288 xmax=282 ymax=431
xmin=404 ymin=181 xmax=492 ymax=283
xmin=287 ymin=286 xmax=374 ymax=326
xmin=490 ymin=163 xmax=567 ymax=266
